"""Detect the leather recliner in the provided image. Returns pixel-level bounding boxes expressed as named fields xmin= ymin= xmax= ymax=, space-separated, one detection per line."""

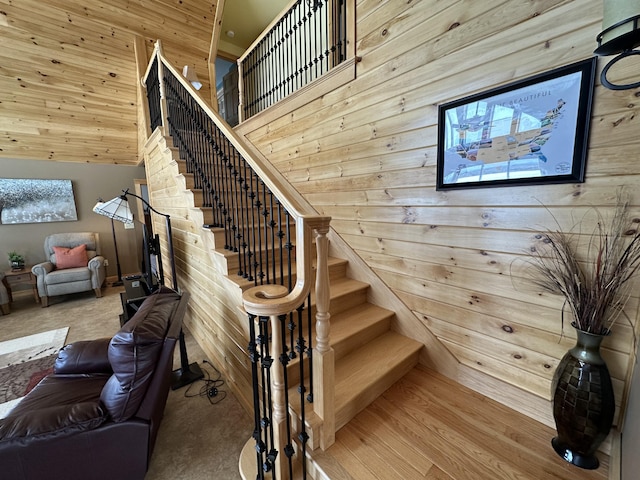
xmin=0 ymin=288 xmax=189 ymax=480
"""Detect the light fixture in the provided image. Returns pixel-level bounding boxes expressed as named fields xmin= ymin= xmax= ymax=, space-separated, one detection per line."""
xmin=93 ymin=199 xmax=131 ymax=287
xmin=225 ymin=30 xmax=235 ymax=38
xmin=594 ymin=0 xmax=640 ymax=90
xmin=99 ymin=189 xmax=204 ymax=389
xmin=182 ymin=65 xmax=203 ymax=90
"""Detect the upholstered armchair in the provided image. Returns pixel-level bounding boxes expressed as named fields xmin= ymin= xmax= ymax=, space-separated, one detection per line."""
xmin=31 ymin=232 xmax=106 ymax=307
xmin=0 ymin=272 xmax=9 ymax=315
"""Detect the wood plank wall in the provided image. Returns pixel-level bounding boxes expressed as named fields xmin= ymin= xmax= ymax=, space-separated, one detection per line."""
xmin=235 ymin=0 xmax=640 ymax=426
xmin=143 ymin=131 xmax=256 ymax=413
xmin=0 ymin=0 xmax=215 ymax=165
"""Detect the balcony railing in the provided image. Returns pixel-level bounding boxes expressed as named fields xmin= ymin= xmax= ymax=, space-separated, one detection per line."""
xmin=143 ymin=42 xmax=333 ymax=479
xmin=238 ymin=0 xmax=348 ymax=121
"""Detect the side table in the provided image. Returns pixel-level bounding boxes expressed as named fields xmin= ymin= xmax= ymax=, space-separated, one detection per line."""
xmin=3 ymin=266 xmax=40 ymax=305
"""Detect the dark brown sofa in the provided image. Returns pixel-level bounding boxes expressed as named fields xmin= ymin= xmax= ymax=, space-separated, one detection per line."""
xmin=0 ymin=287 xmax=190 ymax=480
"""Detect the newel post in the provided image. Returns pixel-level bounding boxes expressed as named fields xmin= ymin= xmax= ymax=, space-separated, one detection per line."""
xmin=313 ymin=224 xmax=335 ymax=449
xmin=154 ymin=41 xmax=169 ymax=133
xmin=270 ymin=313 xmax=290 ymax=480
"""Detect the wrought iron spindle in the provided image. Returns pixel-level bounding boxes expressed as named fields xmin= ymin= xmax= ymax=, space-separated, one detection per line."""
xmin=151 ymin=58 xmax=325 ymax=478
xmin=146 ymin=58 xmax=162 ymax=132
xmin=240 ymin=0 xmax=345 ymax=119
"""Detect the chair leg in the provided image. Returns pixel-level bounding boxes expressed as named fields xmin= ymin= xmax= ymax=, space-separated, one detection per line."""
xmin=41 ymin=296 xmax=49 ymax=308
xmin=94 ymin=288 xmax=103 ymax=298
xmin=0 ymin=303 xmax=9 ymax=315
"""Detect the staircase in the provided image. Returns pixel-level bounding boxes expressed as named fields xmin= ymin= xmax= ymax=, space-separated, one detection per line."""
xmin=167 ymin=137 xmax=421 ymax=471
xmin=142 ymin=45 xmax=422 ymax=479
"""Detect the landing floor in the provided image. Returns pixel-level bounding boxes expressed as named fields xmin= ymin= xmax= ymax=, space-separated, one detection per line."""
xmin=319 ymin=365 xmax=609 ymax=479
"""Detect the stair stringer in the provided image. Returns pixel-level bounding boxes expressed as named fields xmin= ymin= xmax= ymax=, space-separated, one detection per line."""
xmin=326 ymin=230 xmax=460 ymax=377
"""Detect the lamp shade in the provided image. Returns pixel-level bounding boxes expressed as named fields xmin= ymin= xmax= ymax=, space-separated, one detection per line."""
xmin=596 ymin=0 xmax=640 ymax=55
xmin=182 ymin=65 xmax=202 ymax=90
xmin=92 ymin=196 xmax=133 ymax=224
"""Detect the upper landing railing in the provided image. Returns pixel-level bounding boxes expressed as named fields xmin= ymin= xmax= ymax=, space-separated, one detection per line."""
xmin=142 ymin=42 xmax=333 ymax=479
xmin=238 ymin=0 xmax=351 ymax=121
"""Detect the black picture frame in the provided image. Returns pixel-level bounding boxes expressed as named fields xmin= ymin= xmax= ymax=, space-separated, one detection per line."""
xmin=436 ymin=57 xmax=596 ymax=190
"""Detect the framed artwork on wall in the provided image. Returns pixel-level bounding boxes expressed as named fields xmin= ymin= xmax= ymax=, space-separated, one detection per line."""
xmin=0 ymin=178 xmax=78 ymax=224
xmin=436 ymin=57 xmax=597 ymax=190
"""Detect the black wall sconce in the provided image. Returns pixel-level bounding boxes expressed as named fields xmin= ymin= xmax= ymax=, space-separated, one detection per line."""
xmin=594 ymin=0 xmax=640 ymax=90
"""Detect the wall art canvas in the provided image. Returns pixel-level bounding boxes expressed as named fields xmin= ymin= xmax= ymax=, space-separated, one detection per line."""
xmin=0 ymin=179 xmax=78 ymax=224
xmin=436 ymin=57 xmax=596 ymax=190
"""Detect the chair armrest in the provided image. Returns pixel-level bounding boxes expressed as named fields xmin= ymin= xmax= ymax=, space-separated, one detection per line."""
xmin=54 ymin=338 xmax=112 ymax=375
xmin=0 ymin=402 xmax=107 ymax=442
xmin=88 ymin=255 xmax=105 ymax=270
xmin=31 ymin=262 xmax=54 ymax=277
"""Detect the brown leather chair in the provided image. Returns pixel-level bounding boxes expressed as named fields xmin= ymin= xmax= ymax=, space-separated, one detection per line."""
xmin=0 ymin=288 xmax=189 ymax=480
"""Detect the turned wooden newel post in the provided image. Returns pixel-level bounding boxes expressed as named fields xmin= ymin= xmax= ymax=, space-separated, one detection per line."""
xmin=313 ymin=224 xmax=335 ymax=450
xmin=154 ymin=41 xmax=169 ymax=133
xmin=270 ymin=313 xmax=290 ymax=479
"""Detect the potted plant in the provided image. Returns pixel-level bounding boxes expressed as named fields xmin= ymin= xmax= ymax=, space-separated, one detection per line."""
xmin=8 ymin=251 xmax=25 ymax=271
xmin=527 ymin=196 xmax=640 ymax=469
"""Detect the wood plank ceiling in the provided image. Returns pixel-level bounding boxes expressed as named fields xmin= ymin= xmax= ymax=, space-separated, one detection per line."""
xmin=0 ymin=0 xmax=217 ymax=166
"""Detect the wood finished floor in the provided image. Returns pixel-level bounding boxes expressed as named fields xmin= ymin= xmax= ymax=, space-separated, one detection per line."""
xmin=321 ymin=365 xmax=608 ymax=480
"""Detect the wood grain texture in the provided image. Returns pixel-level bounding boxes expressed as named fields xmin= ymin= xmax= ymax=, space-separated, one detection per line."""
xmin=320 ymin=365 xmax=609 ymax=480
xmin=0 ymin=0 xmax=214 ymax=165
xmin=236 ymin=0 xmax=640 ymax=431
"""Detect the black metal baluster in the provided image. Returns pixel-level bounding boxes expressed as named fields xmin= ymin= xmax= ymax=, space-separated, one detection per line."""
xmin=296 ymin=301 xmax=309 ymax=479
xmin=256 ymin=178 xmax=267 ymax=285
xmin=249 ymin=169 xmax=260 ymax=283
xmin=248 ymin=313 xmax=265 ymax=480
xmin=278 ymin=314 xmax=295 ymax=479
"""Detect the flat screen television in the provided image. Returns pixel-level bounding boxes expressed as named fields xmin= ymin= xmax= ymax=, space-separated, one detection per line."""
xmin=140 ymin=220 xmax=163 ymax=293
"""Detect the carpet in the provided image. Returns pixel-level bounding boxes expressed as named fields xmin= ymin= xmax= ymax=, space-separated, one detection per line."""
xmin=0 ymin=327 xmax=69 ymax=418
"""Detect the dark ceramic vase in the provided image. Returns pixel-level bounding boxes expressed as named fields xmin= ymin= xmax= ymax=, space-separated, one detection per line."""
xmin=551 ymin=324 xmax=615 ymax=469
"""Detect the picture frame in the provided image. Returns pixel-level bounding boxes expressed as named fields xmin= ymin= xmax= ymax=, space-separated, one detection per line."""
xmin=0 ymin=178 xmax=78 ymax=224
xmin=436 ymin=57 xmax=597 ymax=190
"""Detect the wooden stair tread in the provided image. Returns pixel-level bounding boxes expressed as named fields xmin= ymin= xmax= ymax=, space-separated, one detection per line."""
xmin=330 ymin=304 xmax=393 ymax=360
xmin=334 ymin=331 xmax=422 ymax=430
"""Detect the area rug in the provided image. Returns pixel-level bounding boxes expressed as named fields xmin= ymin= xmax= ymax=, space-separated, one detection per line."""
xmin=0 ymin=327 xmax=69 ymax=418
xmin=0 ymin=327 xmax=69 ymax=368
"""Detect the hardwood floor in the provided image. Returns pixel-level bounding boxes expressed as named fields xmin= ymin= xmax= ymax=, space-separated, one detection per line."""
xmin=320 ymin=365 xmax=608 ymax=480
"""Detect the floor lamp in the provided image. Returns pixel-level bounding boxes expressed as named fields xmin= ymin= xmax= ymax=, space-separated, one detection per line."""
xmin=92 ymin=200 xmax=125 ymax=287
xmin=95 ymin=189 xmax=204 ymax=390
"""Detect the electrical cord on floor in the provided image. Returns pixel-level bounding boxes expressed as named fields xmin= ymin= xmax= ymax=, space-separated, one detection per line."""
xmin=184 ymin=359 xmax=227 ymax=404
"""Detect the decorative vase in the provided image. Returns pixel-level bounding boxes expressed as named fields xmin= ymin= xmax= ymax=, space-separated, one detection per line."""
xmin=551 ymin=323 xmax=615 ymax=469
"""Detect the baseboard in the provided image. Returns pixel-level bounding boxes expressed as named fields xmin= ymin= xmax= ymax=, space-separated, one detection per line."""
xmin=609 ymin=429 xmax=621 ymax=480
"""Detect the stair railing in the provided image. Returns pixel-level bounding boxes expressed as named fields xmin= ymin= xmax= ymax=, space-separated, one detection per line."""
xmin=238 ymin=0 xmax=349 ymax=121
xmin=142 ymin=41 xmax=334 ymax=479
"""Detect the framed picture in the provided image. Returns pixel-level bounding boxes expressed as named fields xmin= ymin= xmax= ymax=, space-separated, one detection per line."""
xmin=0 ymin=178 xmax=78 ymax=224
xmin=436 ymin=57 xmax=597 ymax=190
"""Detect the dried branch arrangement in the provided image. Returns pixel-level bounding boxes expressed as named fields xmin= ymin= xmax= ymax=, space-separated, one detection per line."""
xmin=528 ymin=196 xmax=640 ymax=335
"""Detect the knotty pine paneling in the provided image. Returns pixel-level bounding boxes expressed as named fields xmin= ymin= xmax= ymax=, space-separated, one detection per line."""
xmin=143 ymin=131 xmax=255 ymax=413
xmin=1 ymin=0 xmax=215 ymax=165
xmin=236 ymin=0 xmax=640 ymax=426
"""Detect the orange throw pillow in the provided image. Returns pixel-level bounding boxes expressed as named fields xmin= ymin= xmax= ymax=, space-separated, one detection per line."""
xmin=53 ymin=244 xmax=88 ymax=269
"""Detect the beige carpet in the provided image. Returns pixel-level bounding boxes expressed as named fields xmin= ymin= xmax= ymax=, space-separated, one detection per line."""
xmin=0 ymin=287 xmax=253 ymax=480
